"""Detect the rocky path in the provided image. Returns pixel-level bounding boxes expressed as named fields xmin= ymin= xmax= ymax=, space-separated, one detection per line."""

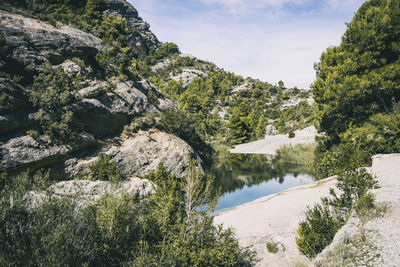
xmin=229 ymin=126 xmax=317 ymax=155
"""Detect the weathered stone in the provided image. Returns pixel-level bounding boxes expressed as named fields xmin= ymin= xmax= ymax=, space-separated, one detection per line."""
xmin=0 ymin=78 xmax=30 ymax=114
xmin=59 ymin=60 xmax=81 ymax=75
xmin=0 ymin=11 xmax=101 ymax=73
xmin=171 ymin=68 xmax=208 ymax=89
xmin=78 ymin=81 xmax=106 ymax=99
xmin=65 ymin=129 xmax=199 ymax=179
xmin=266 ymin=124 xmax=279 ymax=136
xmin=0 ymin=133 xmax=96 ymax=171
xmin=50 ymin=177 xmax=155 ymax=201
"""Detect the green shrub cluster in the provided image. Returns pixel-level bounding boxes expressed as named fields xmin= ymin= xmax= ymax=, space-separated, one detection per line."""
xmin=28 ymin=64 xmax=83 ymax=143
xmin=0 ymin=165 xmax=256 ymax=266
xmin=296 ymin=169 xmax=379 ymax=258
xmin=266 ymin=241 xmax=279 ymax=254
xmin=88 ymin=155 xmax=124 ymax=183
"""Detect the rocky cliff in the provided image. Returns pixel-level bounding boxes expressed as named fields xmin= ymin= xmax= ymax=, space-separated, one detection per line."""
xmin=0 ymin=1 xmax=197 ymax=181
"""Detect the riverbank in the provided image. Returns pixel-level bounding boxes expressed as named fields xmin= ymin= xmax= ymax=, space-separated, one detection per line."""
xmin=214 ymin=174 xmax=336 ymax=266
xmin=214 ymin=154 xmax=400 ymax=266
xmin=229 ymin=126 xmax=318 ymax=155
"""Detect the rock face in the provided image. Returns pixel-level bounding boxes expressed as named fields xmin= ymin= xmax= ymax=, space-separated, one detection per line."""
xmin=0 ymin=78 xmax=34 ymax=137
xmin=171 ymin=68 xmax=208 ymax=89
xmin=0 ymin=133 xmax=96 ymax=171
xmin=50 ymin=177 xmax=155 ymax=201
xmin=105 ymin=0 xmax=160 ymax=55
xmin=0 ymin=11 xmax=101 ymax=74
xmin=0 ymin=3 xmax=196 ymax=180
xmin=265 ymin=124 xmax=279 ymax=136
xmin=65 ymin=129 xmax=198 ymax=179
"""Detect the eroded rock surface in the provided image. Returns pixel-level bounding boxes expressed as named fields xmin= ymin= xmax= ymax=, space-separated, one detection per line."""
xmin=66 ymin=129 xmax=198 ymax=179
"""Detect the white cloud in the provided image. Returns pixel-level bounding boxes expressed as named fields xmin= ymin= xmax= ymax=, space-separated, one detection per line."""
xmin=200 ymin=0 xmax=310 ymax=15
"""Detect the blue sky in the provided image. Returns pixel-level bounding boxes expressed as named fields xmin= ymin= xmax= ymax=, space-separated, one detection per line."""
xmin=130 ymin=0 xmax=366 ymax=89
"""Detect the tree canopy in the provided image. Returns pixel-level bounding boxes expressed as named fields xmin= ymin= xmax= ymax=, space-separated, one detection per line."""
xmin=312 ymin=0 xmax=400 ymax=139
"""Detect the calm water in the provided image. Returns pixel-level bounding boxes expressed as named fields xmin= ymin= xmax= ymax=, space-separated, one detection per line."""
xmin=207 ymin=154 xmax=314 ymax=213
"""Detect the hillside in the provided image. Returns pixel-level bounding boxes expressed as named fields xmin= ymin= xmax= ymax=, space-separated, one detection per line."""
xmin=0 ymin=0 xmax=314 ymax=180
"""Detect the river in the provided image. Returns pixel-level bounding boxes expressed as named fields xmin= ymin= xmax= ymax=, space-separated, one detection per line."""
xmin=207 ymin=153 xmax=314 ymax=212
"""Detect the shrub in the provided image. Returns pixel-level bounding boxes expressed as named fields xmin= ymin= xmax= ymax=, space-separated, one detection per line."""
xmin=266 ymin=241 xmax=279 ymax=254
xmin=296 ymin=203 xmax=341 ymax=258
xmin=288 ymin=131 xmax=295 ymax=138
xmin=28 ymin=64 xmax=82 ymax=144
xmin=88 ymin=155 xmax=124 ymax=183
xmin=324 ymin=169 xmax=379 ymax=219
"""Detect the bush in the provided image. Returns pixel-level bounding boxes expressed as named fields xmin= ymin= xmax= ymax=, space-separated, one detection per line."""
xmin=297 ymin=168 xmax=379 ymax=258
xmin=288 ymin=131 xmax=295 ymax=138
xmin=266 ymin=241 xmax=279 ymax=254
xmin=325 ymin=169 xmax=379 ymax=219
xmin=296 ymin=203 xmax=341 ymax=258
xmin=28 ymin=64 xmax=82 ymax=143
xmin=88 ymin=155 xmax=124 ymax=183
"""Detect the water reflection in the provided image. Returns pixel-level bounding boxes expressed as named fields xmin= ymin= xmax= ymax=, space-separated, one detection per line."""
xmin=206 ymin=154 xmax=314 ymax=212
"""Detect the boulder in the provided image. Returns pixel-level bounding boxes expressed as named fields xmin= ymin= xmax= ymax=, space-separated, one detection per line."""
xmin=65 ymin=129 xmax=199 ymax=179
xmin=266 ymin=124 xmax=279 ymax=136
xmin=171 ymin=68 xmax=208 ymax=89
xmin=50 ymin=177 xmax=155 ymax=201
xmin=0 ymin=133 xmax=96 ymax=172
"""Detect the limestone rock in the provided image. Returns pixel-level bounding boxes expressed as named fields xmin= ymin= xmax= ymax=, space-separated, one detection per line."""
xmin=65 ymin=129 xmax=199 ymax=179
xmin=77 ymin=81 xmax=106 ymax=99
xmin=0 ymin=10 xmax=101 ymax=72
xmin=171 ymin=68 xmax=208 ymax=89
xmin=59 ymin=60 xmax=82 ymax=75
xmin=72 ymin=80 xmax=149 ymax=137
xmin=266 ymin=124 xmax=279 ymax=136
xmin=50 ymin=177 xmax=155 ymax=201
xmin=0 ymin=133 xmax=96 ymax=171
xmin=0 ymin=78 xmax=34 ymax=136
xmin=151 ymin=58 xmax=173 ymax=72
xmin=0 ymin=78 xmax=30 ymax=114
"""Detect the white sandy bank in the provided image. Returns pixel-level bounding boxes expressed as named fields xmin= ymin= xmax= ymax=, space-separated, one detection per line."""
xmin=229 ymin=126 xmax=318 ymax=155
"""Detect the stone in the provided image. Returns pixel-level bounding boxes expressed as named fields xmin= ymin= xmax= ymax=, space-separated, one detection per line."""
xmin=171 ymin=68 xmax=208 ymax=89
xmin=78 ymin=81 xmax=106 ymax=99
xmin=65 ymin=129 xmax=199 ymax=179
xmin=266 ymin=124 xmax=279 ymax=136
xmin=0 ymin=11 xmax=101 ymax=73
xmin=0 ymin=133 xmax=96 ymax=171
xmin=59 ymin=60 xmax=81 ymax=75
xmin=50 ymin=177 xmax=155 ymax=201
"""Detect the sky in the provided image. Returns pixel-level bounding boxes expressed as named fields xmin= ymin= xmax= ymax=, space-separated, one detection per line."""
xmin=130 ymin=0 xmax=366 ymax=89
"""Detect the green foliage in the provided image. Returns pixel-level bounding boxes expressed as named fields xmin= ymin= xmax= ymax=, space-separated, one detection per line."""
xmin=296 ymin=203 xmax=341 ymax=258
xmin=277 ymin=100 xmax=315 ymax=133
xmin=0 ymin=165 xmax=256 ymax=266
xmin=89 ymin=155 xmax=124 ymax=183
xmin=313 ymin=111 xmax=400 ymax=179
xmin=266 ymin=241 xmax=279 ymax=254
xmin=28 ymin=64 xmax=82 ymax=143
xmin=288 ymin=130 xmax=295 ymax=138
xmin=297 ymin=168 xmax=379 ymax=258
xmin=323 ymin=169 xmax=379 ymax=219
xmin=312 ymin=0 xmax=400 ymax=139
xmin=273 ymin=144 xmax=316 ymax=171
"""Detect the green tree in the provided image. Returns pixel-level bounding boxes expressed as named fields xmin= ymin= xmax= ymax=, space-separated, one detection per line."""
xmin=312 ymin=0 xmax=400 ymax=140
